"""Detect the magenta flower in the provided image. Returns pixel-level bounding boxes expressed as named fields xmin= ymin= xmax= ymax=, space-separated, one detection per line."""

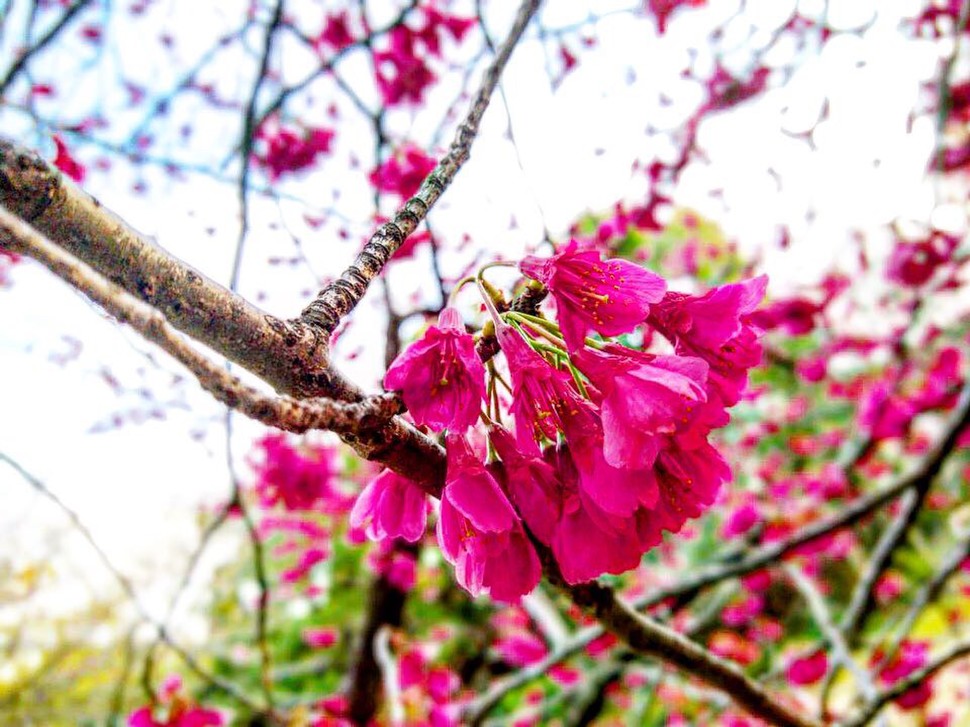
xmin=876 ymin=640 xmax=933 ymax=709
xmin=350 ymin=469 xmax=429 ymax=543
xmin=488 ymin=425 xmax=561 ymax=545
xmin=369 ymin=144 xmax=437 ymax=199
xmin=436 ymin=435 xmax=541 ymax=602
xmin=786 ymin=650 xmax=828 ymax=686
xmin=52 ymin=134 xmax=86 ymax=183
xmin=498 ymin=326 xmax=656 ymax=515
xmin=384 ymin=307 xmax=486 ymax=433
xmin=544 ymin=444 xmax=644 ymax=584
xmin=574 ymin=345 xmax=711 ymax=469
xmin=497 ymin=323 xmax=592 ymax=454
xmin=520 ymin=239 xmax=666 ymax=352
xmin=252 ymin=434 xmax=336 ymax=511
xmin=647 ymin=275 xmax=767 ymax=406
xmin=634 ymin=441 xmax=732 ymax=549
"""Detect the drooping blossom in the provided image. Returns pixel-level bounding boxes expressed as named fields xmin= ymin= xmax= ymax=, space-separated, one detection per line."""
xmin=543 ymin=443 xmax=645 ymax=583
xmin=489 ymin=423 xmax=647 ymax=583
xmin=573 ymin=345 xmax=711 ymax=469
xmin=384 ymin=307 xmax=486 ymax=432
xmin=436 ymin=434 xmax=540 ymax=602
xmin=370 ymin=144 xmax=437 ymax=199
xmin=647 ymin=276 xmax=767 ymax=407
xmin=634 ymin=441 xmax=732 ymax=549
xmin=488 ymin=425 xmax=560 ymax=545
xmin=350 ymin=469 xmax=429 ymax=542
xmin=252 ymin=434 xmax=336 ymax=511
xmin=52 ymin=134 xmax=86 ymax=182
xmin=519 ymin=239 xmax=666 ymax=351
xmin=498 ymin=325 xmax=657 ymax=515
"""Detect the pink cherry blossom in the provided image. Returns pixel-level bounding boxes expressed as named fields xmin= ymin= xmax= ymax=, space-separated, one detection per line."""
xmin=316 ymin=12 xmax=354 ymax=51
xmin=519 ymin=239 xmax=666 ymax=352
xmin=252 ymin=434 xmax=336 ymax=511
xmin=384 ymin=307 xmax=486 ymax=432
xmin=543 ymin=444 xmax=644 ymax=584
xmin=573 ymin=345 xmax=710 ymax=469
xmin=253 ymin=120 xmax=334 ymax=181
xmin=436 ymin=435 xmax=540 ymax=602
xmin=374 ymin=26 xmax=436 ymax=106
xmin=52 ymin=134 xmax=86 ymax=182
xmin=369 ymin=144 xmax=437 ymax=199
xmin=498 ymin=326 xmax=657 ymax=516
xmin=634 ymin=441 xmax=732 ymax=549
xmin=785 ymin=650 xmax=828 ymax=686
xmin=488 ymin=425 xmax=560 ymax=545
xmin=876 ymin=640 xmax=933 ymax=709
xmin=350 ymin=469 xmax=429 ymax=543
xmin=647 ymin=275 xmax=767 ymax=406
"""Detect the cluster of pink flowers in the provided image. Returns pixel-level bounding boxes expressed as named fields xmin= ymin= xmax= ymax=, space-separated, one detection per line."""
xmin=252 ymin=433 xmax=339 ymax=511
xmin=252 ymin=118 xmax=335 ymax=181
xmin=369 ymin=144 xmax=437 ymax=200
xmin=352 ymin=240 xmax=766 ymax=601
xmin=374 ymin=6 xmax=474 ymax=106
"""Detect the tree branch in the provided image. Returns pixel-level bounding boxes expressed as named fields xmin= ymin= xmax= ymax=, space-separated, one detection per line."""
xmin=838 ymin=638 xmax=970 ymax=727
xmin=298 ymin=0 xmax=542 ymax=334
xmin=563 ymin=579 xmax=822 ymax=727
xmin=0 ymin=204 xmax=448 ymax=492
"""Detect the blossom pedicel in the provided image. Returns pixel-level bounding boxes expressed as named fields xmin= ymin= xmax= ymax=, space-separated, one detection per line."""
xmin=359 ymin=239 xmax=767 ymax=601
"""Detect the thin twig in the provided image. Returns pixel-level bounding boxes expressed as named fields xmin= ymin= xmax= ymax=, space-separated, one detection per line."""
xmin=232 ymin=0 xmax=285 ymax=292
xmin=785 ymin=564 xmax=878 ymax=707
xmin=838 ymin=638 xmax=970 ymax=727
xmin=0 ymin=0 xmax=94 ymax=97
xmin=0 ymin=451 xmax=270 ymax=717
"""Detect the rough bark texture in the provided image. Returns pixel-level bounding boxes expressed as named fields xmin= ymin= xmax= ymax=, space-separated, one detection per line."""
xmin=0 ymin=138 xmax=447 ymax=492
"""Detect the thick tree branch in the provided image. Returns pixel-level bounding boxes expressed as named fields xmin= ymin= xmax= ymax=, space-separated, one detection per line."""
xmin=298 ymin=0 xmax=542 ymax=334
xmin=0 ymin=204 xmax=447 ymax=492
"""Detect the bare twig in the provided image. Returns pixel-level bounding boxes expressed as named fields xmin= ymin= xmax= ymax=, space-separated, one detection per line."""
xmin=785 ymin=564 xmax=878 ymax=708
xmin=0 ymin=451 xmax=270 ymax=717
xmin=0 ymin=0 xmax=94 ymax=97
xmin=232 ymin=0 xmax=285 ymax=292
